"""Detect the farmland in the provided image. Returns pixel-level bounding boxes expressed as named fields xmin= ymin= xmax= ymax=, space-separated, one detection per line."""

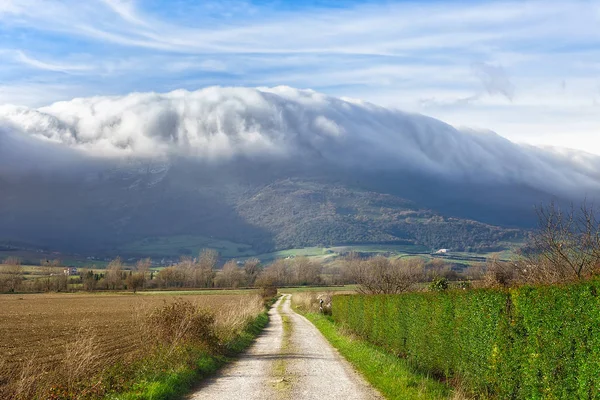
xmin=0 ymin=291 xmax=265 ymax=399
xmin=115 ymin=235 xmax=257 ymax=259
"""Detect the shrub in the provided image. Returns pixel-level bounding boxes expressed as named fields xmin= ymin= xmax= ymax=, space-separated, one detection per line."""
xmin=429 ymin=277 xmax=449 ymax=291
xmin=291 ymin=292 xmax=333 ymax=315
xmin=347 ymin=255 xmax=425 ymax=294
xmin=333 ymin=280 xmax=600 ymax=399
xmin=145 ymin=299 xmax=218 ymax=351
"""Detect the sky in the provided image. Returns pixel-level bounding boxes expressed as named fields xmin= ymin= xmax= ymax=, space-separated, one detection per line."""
xmin=0 ymin=0 xmax=599 ymax=154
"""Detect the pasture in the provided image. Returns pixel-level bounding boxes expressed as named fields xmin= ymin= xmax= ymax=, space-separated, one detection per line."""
xmin=116 ymin=235 xmax=257 ymax=259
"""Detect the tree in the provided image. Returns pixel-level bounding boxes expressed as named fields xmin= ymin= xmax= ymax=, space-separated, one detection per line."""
xmin=40 ymin=259 xmax=62 ymax=292
xmin=105 ymin=257 xmax=124 ymax=290
xmin=135 ymin=258 xmax=152 ymax=288
xmin=215 ymin=260 xmax=246 ymax=288
xmin=177 ymin=256 xmax=196 ymax=287
xmin=347 ymin=255 xmax=425 ymax=294
xmin=156 ymin=266 xmax=186 ymax=288
xmin=81 ymin=268 xmax=97 ymax=291
xmin=1 ymin=257 xmax=23 ymax=292
xmin=262 ymin=259 xmax=290 ymax=286
xmin=196 ymin=249 xmax=218 ymax=288
xmin=243 ymin=258 xmax=262 ymax=286
xmin=292 ymin=256 xmax=322 ymax=285
xmin=524 ymin=200 xmax=600 ymax=283
xmin=126 ymin=272 xmax=145 ymax=293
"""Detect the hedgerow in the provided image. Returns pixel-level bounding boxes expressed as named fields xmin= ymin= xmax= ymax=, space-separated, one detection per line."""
xmin=333 ymin=280 xmax=600 ymax=399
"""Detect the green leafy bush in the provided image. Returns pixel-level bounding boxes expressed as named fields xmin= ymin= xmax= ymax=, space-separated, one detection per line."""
xmin=333 ymin=280 xmax=600 ymax=399
xmin=429 ymin=277 xmax=449 ymax=292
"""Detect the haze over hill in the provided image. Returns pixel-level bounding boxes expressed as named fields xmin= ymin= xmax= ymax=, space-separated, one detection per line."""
xmin=1 ymin=87 xmax=599 ymax=255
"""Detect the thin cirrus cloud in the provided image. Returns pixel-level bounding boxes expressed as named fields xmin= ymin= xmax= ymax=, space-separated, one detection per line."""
xmin=15 ymin=51 xmax=94 ymax=73
xmin=0 ymin=0 xmax=599 ymax=153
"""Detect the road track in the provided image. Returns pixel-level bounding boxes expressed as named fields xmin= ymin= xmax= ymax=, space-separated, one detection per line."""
xmin=189 ymin=294 xmax=382 ymax=400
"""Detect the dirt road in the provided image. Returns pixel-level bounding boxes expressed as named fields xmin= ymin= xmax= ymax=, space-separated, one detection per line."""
xmin=190 ymin=294 xmax=382 ymax=400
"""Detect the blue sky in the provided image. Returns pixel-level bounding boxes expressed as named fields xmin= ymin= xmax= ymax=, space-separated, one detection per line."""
xmin=0 ymin=0 xmax=599 ymax=153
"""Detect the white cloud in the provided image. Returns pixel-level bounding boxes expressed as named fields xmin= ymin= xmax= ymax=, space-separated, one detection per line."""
xmin=99 ymin=0 xmax=148 ymax=26
xmin=0 ymin=0 xmax=598 ymax=156
xmin=1 ymin=86 xmax=599 ymax=199
xmin=15 ymin=51 xmax=93 ymax=73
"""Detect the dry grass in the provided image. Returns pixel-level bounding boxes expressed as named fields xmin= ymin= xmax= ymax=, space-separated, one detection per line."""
xmin=290 ymin=291 xmax=333 ymax=314
xmin=214 ymin=295 xmax=265 ymax=341
xmin=0 ymin=292 xmax=262 ymax=399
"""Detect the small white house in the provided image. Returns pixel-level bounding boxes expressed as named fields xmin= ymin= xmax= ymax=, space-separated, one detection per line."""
xmin=435 ymin=249 xmax=449 ymax=254
xmin=63 ymin=267 xmax=78 ymax=276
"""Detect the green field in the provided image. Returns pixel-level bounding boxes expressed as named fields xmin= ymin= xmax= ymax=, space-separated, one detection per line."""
xmin=0 ymin=250 xmax=111 ymax=269
xmin=279 ymin=285 xmax=358 ymax=293
xmin=116 ymin=235 xmax=257 ymax=258
xmin=139 ymin=288 xmax=260 ymax=296
xmin=245 ymin=244 xmax=433 ymax=264
xmin=3 ymin=237 xmax=524 ymax=270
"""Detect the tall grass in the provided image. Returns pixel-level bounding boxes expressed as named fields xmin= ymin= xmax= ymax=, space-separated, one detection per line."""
xmin=290 ymin=291 xmax=332 ymax=314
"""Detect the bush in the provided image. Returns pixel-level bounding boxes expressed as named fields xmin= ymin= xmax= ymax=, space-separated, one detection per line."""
xmin=146 ymin=299 xmax=218 ymax=351
xmin=428 ymin=277 xmax=449 ymax=291
xmin=333 ymin=280 xmax=600 ymax=399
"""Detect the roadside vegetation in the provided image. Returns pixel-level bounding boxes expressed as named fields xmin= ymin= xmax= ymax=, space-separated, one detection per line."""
xmin=333 ymin=280 xmax=600 ymax=399
xmin=291 ymin=292 xmax=454 ymax=399
xmin=305 ymin=201 xmax=600 ymax=399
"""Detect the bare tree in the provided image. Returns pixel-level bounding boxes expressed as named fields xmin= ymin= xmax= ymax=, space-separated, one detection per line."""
xmin=126 ymin=271 xmax=145 ymax=293
xmin=292 ymin=256 xmax=322 ymax=285
xmin=1 ymin=257 xmax=23 ymax=292
xmin=177 ymin=256 xmax=196 ymax=287
xmin=481 ymin=255 xmax=518 ymax=288
xmin=348 ymin=255 xmax=425 ymax=294
xmin=196 ymin=249 xmax=218 ymax=288
xmin=4 ymin=256 xmax=21 ymax=266
xmin=155 ymin=266 xmax=186 ymax=288
xmin=105 ymin=257 xmax=124 ymax=290
xmin=40 ymin=259 xmax=62 ymax=292
xmin=243 ymin=258 xmax=262 ymax=286
xmin=135 ymin=258 xmax=152 ymax=288
xmin=525 ymin=200 xmax=600 ymax=283
xmin=255 ymin=259 xmax=290 ymax=287
xmin=215 ymin=260 xmax=246 ymax=288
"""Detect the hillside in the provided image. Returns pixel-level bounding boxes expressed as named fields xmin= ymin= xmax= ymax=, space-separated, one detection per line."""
xmin=236 ymin=179 xmax=522 ymax=252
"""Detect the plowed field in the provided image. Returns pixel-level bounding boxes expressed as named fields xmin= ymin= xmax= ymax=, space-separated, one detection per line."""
xmin=0 ymin=292 xmax=250 ymax=383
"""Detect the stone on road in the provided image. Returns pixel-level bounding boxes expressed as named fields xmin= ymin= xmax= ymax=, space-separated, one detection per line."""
xmin=189 ymin=294 xmax=381 ymax=400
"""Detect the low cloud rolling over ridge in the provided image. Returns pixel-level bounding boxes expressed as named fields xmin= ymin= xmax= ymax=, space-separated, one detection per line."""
xmin=1 ymin=86 xmax=599 ymax=197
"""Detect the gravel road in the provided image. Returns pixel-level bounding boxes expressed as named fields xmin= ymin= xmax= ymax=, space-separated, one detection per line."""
xmin=189 ymin=294 xmax=382 ymax=400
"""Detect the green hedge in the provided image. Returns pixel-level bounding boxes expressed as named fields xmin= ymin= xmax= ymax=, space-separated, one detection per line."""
xmin=333 ymin=281 xmax=600 ymax=399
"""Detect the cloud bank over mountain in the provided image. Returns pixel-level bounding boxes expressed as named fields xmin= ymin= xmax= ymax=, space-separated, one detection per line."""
xmin=1 ymin=86 xmax=599 ymax=196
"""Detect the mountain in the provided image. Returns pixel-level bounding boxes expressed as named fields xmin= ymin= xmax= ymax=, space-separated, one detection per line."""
xmin=1 ymin=86 xmax=599 ymax=257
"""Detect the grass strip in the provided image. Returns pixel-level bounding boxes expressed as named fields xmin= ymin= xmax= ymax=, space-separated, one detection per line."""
xmin=302 ymin=312 xmax=452 ymax=400
xmin=272 ymin=296 xmax=294 ymax=393
xmin=112 ymin=311 xmax=269 ymax=400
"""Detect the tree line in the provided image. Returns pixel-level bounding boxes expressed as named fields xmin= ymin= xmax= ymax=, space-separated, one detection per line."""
xmin=0 ymin=249 xmax=332 ymax=293
xmin=3 ymin=200 xmax=597 ymax=294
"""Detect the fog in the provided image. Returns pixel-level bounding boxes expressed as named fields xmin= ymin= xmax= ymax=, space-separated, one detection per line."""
xmin=1 ymin=86 xmax=599 ymax=196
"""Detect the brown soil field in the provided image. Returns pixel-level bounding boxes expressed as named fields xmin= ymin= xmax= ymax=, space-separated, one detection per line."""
xmin=0 ymin=292 xmax=253 ymax=384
